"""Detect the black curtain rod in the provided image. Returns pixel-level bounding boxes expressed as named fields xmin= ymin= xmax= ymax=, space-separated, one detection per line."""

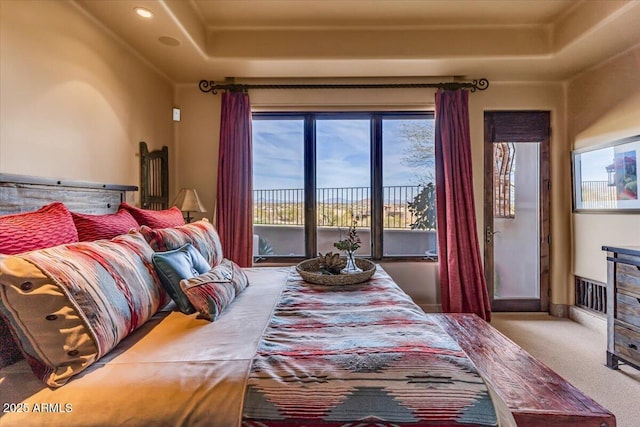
xmin=198 ymin=78 xmax=489 ymax=95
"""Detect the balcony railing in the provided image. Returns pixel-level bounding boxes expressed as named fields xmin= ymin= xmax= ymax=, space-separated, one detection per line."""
xmin=254 ymin=185 xmax=425 ymax=229
xmin=580 ymin=181 xmax=617 ymax=209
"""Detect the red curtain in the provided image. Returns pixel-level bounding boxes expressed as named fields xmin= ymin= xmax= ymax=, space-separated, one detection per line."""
xmin=434 ymin=89 xmax=492 ymax=321
xmin=216 ymin=91 xmax=253 ymax=267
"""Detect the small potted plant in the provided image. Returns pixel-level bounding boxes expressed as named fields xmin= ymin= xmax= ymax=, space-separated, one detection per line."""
xmin=317 ymin=252 xmax=345 ymax=275
xmin=334 ymin=213 xmax=362 ymax=274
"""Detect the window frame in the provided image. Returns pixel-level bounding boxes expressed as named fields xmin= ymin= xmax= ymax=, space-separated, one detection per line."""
xmin=252 ymin=111 xmax=436 ymax=262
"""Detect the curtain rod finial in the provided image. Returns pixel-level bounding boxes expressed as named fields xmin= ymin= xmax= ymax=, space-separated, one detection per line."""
xmin=199 ymin=80 xmax=218 ymax=94
xmin=472 ymin=79 xmax=489 ymax=92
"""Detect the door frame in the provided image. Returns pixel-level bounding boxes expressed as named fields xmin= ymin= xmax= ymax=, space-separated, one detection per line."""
xmin=483 ymin=111 xmax=550 ymax=312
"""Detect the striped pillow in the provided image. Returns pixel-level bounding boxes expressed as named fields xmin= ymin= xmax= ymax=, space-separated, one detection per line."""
xmin=180 ymin=259 xmax=249 ymax=322
xmin=119 ymin=202 xmax=185 ymax=229
xmin=0 ymin=202 xmax=79 ymax=368
xmin=140 ymin=220 xmax=224 ymax=268
xmin=72 ymin=209 xmax=140 ymax=241
xmin=0 ymin=232 xmax=167 ymax=387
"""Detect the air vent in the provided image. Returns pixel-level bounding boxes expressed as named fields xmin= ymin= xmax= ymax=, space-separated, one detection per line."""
xmin=575 ymin=276 xmax=607 ymax=315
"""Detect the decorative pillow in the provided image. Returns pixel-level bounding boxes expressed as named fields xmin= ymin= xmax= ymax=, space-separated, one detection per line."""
xmin=0 ymin=202 xmax=78 ymax=255
xmin=139 ymin=220 xmax=224 ymax=268
xmin=180 ymin=258 xmax=249 ymax=322
xmin=119 ymin=202 xmax=184 ymax=229
xmin=0 ymin=202 xmax=79 ymax=368
xmin=72 ymin=209 xmax=140 ymax=241
xmin=152 ymin=244 xmax=212 ymax=314
xmin=219 ymin=258 xmax=250 ymax=295
xmin=0 ymin=232 xmax=167 ymax=387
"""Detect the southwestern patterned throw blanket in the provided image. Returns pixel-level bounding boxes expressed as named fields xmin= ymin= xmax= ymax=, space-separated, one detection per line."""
xmin=242 ymin=267 xmax=498 ymax=427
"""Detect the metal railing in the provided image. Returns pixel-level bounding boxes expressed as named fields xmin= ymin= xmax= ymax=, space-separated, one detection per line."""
xmin=580 ymin=181 xmax=617 ymax=209
xmin=254 ymin=185 xmax=425 ymax=229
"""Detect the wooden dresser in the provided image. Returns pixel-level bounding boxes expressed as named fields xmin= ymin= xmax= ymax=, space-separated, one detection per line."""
xmin=603 ymin=245 xmax=640 ymax=371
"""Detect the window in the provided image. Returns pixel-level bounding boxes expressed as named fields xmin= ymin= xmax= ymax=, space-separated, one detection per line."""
xmin=252 ymin=112 xmax=435 ymax=261
xmin=316 ymin=118 xmax=372 ymax=256
xmin=493 ymin=142 xmax=516 ymax=218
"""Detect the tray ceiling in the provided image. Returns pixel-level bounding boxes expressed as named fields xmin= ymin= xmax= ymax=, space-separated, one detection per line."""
xmin=75 ymin=0 xmax=640 ymax=83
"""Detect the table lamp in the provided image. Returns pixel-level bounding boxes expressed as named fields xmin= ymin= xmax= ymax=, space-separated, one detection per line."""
xmin=172 ymin=188 xmax=206 ymax=223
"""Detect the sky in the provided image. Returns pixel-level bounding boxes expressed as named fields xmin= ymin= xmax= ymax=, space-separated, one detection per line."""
xmin=578 ymin=148 xmax=613 ymax=181
xmin=252 ymin=118 xmax=434 ymax=192
xmin=578 ymin=140 xmax=639 ymax=181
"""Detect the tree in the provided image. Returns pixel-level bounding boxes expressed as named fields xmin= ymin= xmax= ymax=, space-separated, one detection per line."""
xmin=400 ymin=121 xmax=436 ymax=230
xmin=407 ymin=183 xmax=436 ymax=230
xmin=400 ymin=121 xmax=435 ymax=182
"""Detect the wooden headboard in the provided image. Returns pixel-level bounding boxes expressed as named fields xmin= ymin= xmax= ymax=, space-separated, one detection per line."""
xmin=0 ymin=174 xmax=138 ymax=216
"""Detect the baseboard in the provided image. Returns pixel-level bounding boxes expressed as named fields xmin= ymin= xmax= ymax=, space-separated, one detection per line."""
xmin=549 ymin=303 xmax=569 ymax=318
xmin=569 ymin=306 xmax=606 ymax=336
xmin=421 ymin=303 xmax=580 ymax=319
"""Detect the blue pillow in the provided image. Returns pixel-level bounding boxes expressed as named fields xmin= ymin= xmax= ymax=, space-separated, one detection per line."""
xmin=152 ymin=243 xmax=211 ymax=314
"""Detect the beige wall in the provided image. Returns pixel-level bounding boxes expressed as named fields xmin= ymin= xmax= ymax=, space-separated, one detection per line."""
xmin=173 ymin=85 xmax=220 ymax=222
xmin=0 ymin=0 xmax=174 ymax=201
xmin=175 ymin=81 xmax=569 ymax=308
xmin=569 ymin=46 xmax=640 ymax=285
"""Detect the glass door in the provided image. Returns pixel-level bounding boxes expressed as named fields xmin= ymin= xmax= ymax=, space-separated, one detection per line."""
xmin=490 ymin=142 xmax=540 ymax=301
xmin=484 ymin=111 xmax=550 ymax=312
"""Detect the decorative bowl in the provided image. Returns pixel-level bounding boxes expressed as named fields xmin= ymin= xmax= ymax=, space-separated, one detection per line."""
xmin=296 ymin=257 xmax=376 ymax=286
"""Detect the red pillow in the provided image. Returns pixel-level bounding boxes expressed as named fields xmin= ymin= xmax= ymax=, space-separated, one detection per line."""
xmin=72 ymin=209 xmax=140 ymax=241
xmin=119 ymin=202 xmax=185 ymax=229
xmin=0 ymin=202 xmax=78 ymax=255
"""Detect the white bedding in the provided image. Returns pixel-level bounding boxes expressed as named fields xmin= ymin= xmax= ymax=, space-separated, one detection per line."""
xmin=0 ymin=267 xmax=290 ymax=427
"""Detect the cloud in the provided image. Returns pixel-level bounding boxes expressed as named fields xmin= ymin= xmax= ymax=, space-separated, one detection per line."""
xmin=252 ymin=117 xmax=435 ymax=192
xmin=253 ymin=120 xmax=304 ymax=189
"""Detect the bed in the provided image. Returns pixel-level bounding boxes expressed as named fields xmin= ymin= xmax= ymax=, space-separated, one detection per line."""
xmin=0 ymin=175 xmax=615 ymax=427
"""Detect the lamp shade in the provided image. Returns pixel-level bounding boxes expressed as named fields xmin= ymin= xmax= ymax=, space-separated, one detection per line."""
xmin=172 ymin=188 xmax=207 ymax=213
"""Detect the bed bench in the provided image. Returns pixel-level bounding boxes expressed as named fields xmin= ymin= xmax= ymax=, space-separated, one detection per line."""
xmin=434 ymin=313 xmax=615 ymax=427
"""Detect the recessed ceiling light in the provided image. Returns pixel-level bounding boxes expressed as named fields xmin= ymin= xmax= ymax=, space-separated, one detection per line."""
xmin=134 ymin=7 xmax=153 ymax=18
